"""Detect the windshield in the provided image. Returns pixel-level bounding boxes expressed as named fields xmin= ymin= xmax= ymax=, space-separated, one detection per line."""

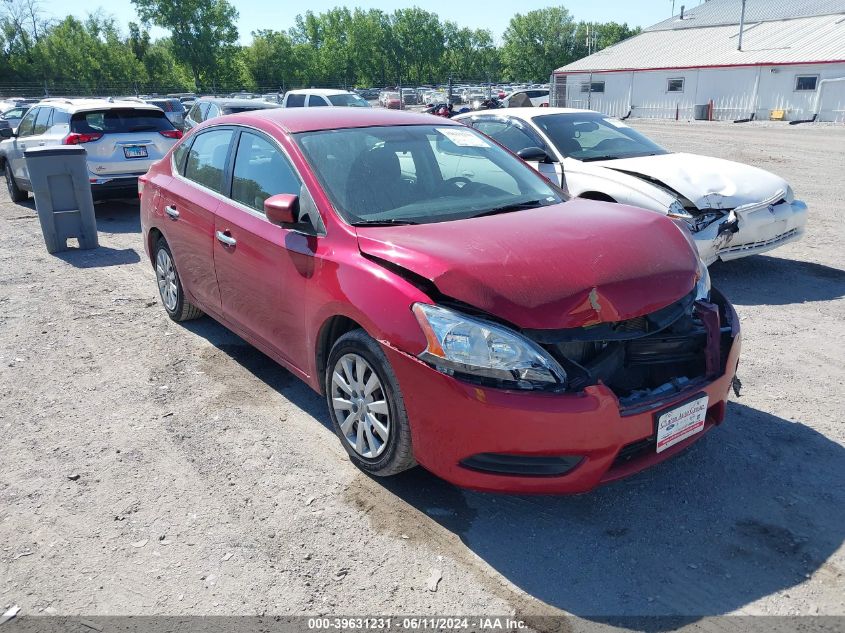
xmin=295 ymin=125 xmax=562 ymax=226
xmin=327 ymin=94 xmax=370 ymax=107
xmin=533 ymin=113 xmax=668 ymax=161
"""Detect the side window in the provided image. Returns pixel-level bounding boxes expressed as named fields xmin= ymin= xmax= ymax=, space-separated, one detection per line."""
xmin=474 ymin=119 xmax=540 ymax=154
xmin=206 ymin=104 xmax=220 ymax=119
xmin=184 ymin=129 xmax=234 ymax=193
xmin=231 ymin=131 xmax=301 ymax=212
xmin=188 ymin=103 xmax=202 ymax=122
xmin=667 ymin=78 xmax=685 ymax=93
xmin=286 ymin=94 xmax=306 ymax=108
xmin=16 ymin=108 xmax=38 ymax=137
xmin=50 ymin=109 xmax=70 ymax=128
xmin=307 ymin=95 xmax=329 ymax=107
xmin=172 ymin=138 xmax=192 ymax=175
xmin=32 ymin=107 xmax=52 ymax=134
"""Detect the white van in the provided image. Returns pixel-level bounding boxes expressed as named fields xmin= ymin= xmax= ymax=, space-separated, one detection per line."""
xmin=281 ymin=89 xmax=370 ymax=108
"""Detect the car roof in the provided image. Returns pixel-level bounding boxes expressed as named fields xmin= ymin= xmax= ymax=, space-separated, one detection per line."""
xmin=454 ymin=107 xmax=601 ymax=121
xmin=214 ymin=107 xmax=457 ymax=134
xmin=286 ymin=89 xmax=353 ymax=96
xmin=199 ymin=98 xmax=280 ymax=108
xmin=33 ymin=98 xmax=162 ymax=114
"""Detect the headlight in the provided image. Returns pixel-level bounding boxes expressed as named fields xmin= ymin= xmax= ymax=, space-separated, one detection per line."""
xmin=695 ymin=257 xmax=711 ymax=301
xmin=411 ymin=303 xmax=566 ymax=390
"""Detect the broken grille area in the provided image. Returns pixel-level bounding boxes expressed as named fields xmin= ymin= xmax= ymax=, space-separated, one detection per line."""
xmin=527 ymin=290 xmax=734 ymax=406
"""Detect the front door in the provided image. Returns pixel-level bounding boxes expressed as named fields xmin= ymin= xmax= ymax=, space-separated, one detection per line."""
xmin=212 ymin=129 xmax=312 ymax=369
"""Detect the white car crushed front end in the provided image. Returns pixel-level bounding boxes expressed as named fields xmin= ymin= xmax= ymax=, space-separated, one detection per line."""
xmin=591 ymin=153 xmax=808 ymax=265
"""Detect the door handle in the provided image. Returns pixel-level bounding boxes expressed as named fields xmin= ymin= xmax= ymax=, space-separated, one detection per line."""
xmin=38 ymin=142 xmax=45 ymax=146
xmin=164 ymin=205 xmax=180 ymax=220
xmin=216 ymin=230 xmax=237 ymax=247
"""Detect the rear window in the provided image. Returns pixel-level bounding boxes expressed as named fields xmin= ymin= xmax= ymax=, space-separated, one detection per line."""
xmin=71 ymin=109 xmax=175 ymax=134
xmin=148 ymin=99 xmax=185 ymax=113
xmin=222 ymin=105 xmax=271 ymax=115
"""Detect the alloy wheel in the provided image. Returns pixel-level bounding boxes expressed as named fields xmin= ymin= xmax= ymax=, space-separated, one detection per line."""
xmin=155 ymin=248 xmax=178 ymax=312
xmin=331 ymin=353 xmax=391 ymax=459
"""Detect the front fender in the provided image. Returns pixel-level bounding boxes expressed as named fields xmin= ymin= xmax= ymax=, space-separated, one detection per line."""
xmin=564 ymin=159 xmax=675 ymax=212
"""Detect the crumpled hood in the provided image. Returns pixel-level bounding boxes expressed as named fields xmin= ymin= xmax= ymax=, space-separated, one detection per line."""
xmin=596 ymin=153 xmax=787 ymax=210
xmin=356 ymin=199 xmax=699 ymax=330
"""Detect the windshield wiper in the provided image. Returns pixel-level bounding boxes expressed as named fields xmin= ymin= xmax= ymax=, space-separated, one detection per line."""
xmin=580 ymin=155 xmax=622 ymax=163
xmin=469 ymin=200 xmax=546 ymax=219
xmin=351 ymin=219 xmax=420 ymax=227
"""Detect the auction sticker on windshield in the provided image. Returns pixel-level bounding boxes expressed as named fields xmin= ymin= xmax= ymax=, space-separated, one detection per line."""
xmin=437 ymin=127 xmax=490 ymax=148
xmin=655 ymin=394 xmax=708 ymax=453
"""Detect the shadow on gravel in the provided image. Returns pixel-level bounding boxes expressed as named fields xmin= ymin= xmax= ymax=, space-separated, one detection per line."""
xmin=93 ymin=199 xmax=141 ymax=234
xmin=180 ymin=318 xmax=329 ymax=426
xmin=711 ymin=255 xmax=845 ymax=305
xmin=375 ymin=403 xmax=845 ymax=626
xmin=54 ymin=246 xmax=140 ymax=268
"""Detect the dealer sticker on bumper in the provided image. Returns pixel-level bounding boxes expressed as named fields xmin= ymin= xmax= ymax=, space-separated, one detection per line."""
xmin=656 ymin=394 xmax=709 ymax=453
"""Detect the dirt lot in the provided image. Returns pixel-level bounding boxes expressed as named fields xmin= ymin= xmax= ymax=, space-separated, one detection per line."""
xmin=1 ymin=120 xmax=843 ymax=628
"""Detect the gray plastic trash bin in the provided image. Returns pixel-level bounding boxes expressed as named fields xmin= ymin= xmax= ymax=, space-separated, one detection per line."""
xmin=24 ymin=146 xmax=98 ymax=254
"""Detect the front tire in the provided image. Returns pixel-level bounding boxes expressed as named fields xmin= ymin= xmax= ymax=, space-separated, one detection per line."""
xmin=153 ymin=237 xmax=204 ymax=322
xmin=4 ymin=162 xmax=28 ymax=203
xmin=326 ymin=329 xmax=416 ymax=476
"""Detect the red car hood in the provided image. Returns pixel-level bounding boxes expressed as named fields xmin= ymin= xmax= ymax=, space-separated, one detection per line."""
xmin=356 ymin=199 xmax=699 ymax=330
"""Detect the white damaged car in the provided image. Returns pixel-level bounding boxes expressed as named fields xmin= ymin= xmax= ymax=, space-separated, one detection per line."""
xmin=454 ymin=107 xmax=807 ymax=264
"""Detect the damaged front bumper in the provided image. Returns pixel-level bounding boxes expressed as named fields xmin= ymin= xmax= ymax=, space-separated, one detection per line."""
xmin=693 ymin=197 xmax=808 ymax=265
xmin=384 ymin=289 xmax=741 ymax=494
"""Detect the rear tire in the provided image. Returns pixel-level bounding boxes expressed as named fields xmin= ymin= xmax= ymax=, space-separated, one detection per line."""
xmin=5 ymin=162 xmax=28 ymax=203
xmin=325 ymin=329 xmax=416 ymax=477
xmin=153 ymin=237 xmax=204 ymax=322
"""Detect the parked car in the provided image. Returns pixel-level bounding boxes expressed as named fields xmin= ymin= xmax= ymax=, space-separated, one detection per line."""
xmin=0 ymin=98 xmax=182 ymax=202
xmin=184 ymin=98 xmax=280 ymax=130
xmin=0 ymin=105 xmax=29 ymax=133
xmin=281 ymin=89 xmax=370 ymax=108
xmin=455 ymin=107 xmax=808 ymax=264
xmin=139 ymin=107 xmax=740 ymax=494
xmin=401 ymin=89 xmax=417 ymax=105
xmin=501 ymin=89 xmax=549 ymax=108
xmin=143 ymin=97 xmax=186 ymax=131
xmin=378 ymin=91 xmax=401 ymax=109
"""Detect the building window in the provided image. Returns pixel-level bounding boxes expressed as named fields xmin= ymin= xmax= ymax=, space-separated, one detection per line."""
xmin=667 ymin=78 xmax=685 ymax=93
xmin=580 ymin=81 xmax=605 ymax=94
xmin=795 ymin=75 xmax=818 ymax=91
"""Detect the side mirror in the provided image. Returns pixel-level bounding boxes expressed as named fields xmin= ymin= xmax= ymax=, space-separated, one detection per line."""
xmin=517 ymin=146 xmax=554 ymax=164
xmin=0 ymin=127 xmax=13 ymax=139
xmin=264 ymin=193 xmax=299 ymax=225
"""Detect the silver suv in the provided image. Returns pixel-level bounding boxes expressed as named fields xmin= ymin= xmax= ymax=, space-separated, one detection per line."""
xmin=0 ymin=98 xmax=182 ymax=202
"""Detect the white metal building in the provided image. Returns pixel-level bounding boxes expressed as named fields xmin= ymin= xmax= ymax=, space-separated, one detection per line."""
xmin=551 ymin=0 xmax=845 ymax=121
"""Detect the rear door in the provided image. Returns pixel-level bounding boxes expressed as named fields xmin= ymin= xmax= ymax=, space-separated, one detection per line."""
xmin=212 ymin=128 xmax=312 ymax=367
xmin=158 ymin=127 xmax=235 ymax=313
xmin=72 ymin=108 xmax=178 ymax=177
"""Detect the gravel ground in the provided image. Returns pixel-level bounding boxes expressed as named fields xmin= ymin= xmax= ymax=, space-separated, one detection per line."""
xmin=0 ymin=120 xmax=843 ymax=629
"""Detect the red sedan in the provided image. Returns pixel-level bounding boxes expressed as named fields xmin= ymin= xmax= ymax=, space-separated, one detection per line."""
xmin=140 ymin=108 xmax=740 ymax=494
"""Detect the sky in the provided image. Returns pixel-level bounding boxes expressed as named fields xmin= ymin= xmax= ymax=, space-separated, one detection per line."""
xmin=36 ymin=0 xmax=697 ymax=43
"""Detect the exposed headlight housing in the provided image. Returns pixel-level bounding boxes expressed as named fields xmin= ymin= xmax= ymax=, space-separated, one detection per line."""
xmin=784 ymin=185 xmax=795 ymax=204
xmin=695 ymin=257 xmax=711 ymax=302
xmin=667 ymin=200 xmax=695 ymax=224
xmin=412 ymin=303 xmax=567 ymax=390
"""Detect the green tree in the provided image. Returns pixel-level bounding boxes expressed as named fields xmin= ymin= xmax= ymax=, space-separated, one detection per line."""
xmin=390 ymin=8 xmax=443 ymax=85
xmin=501 ymin=6 xmax=576 ymax=82
xmin=130 ymin=0 xmax=239 ymax=89
xmin=242 ymin=29 xmax=295 ymax=90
